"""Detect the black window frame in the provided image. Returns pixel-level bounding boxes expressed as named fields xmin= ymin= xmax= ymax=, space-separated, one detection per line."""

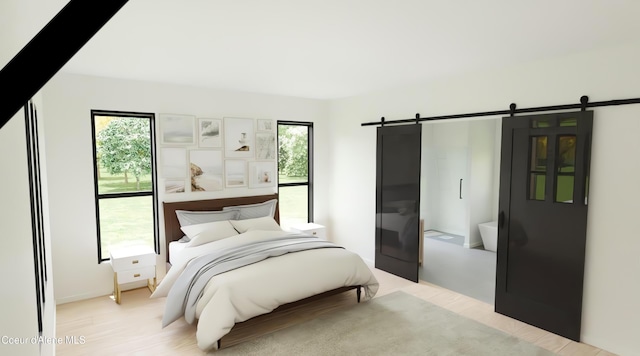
xmin=90 ymin=110 xmax=159 ymax=263
xmin=277 ymin=120 xmax=314 ymax=222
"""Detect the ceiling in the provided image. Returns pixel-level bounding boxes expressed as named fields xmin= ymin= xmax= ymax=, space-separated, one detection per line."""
xmin=61 ymin=0 xmax=640 ymax=100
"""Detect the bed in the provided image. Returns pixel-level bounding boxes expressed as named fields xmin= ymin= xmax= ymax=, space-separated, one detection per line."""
xmin=152 ymin=194 xmax=379 ymax=351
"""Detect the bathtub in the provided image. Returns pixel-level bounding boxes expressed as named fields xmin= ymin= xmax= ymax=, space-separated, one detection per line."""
xmin=478 ymin=221 xmax=497 ymax=252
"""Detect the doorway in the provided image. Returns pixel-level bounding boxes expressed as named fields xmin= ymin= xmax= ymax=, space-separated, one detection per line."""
xmin=419 ymin=118 xmax=500 ymax=304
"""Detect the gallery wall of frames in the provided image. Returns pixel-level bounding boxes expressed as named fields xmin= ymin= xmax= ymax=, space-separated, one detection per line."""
xmin=158 ymin=115 xmax=277 ymax=195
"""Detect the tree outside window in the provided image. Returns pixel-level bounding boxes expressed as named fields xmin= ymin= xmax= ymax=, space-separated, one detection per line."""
xmin=97 ymin=117 xmax=152 ymax=192
xmin=91 ymin=112 xmax=158 ymax=262
xmin=278 ymin=122 xmax=312 ymax=228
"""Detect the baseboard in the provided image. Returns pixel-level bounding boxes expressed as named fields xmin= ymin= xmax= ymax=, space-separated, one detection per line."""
xmin=362 ymin=257 xmax=374 ymax=267
xmin=56 ymin=290 xmax=111 ymax=305
xmin=56 ymin=280 xmax=148 ymax=305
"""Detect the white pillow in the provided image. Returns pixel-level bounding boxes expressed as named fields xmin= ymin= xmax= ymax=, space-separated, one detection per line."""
xmin=180 ymin=220 xmax=239 ymax=247
xmin=222 ymin=199 xmax=277 ymax=220
xmin=229 ymin=216 xmax=282 ymax=233
xmin=175 ymin=209 xmax=239 ymax=226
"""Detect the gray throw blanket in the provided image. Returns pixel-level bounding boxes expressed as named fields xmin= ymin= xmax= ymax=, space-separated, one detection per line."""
xmin=162 ymin=234 xmax=342 ymax=327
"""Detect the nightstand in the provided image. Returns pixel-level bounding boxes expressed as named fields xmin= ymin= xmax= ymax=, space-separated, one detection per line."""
xmin=290 ymin=222 xmax=326 ymax=240
xmin=109 ymin=245 xmax=157 ymax=304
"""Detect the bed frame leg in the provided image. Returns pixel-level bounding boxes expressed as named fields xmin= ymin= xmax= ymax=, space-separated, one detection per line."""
xmin=217 ymin=339 xmax=221 ymax=349
xmin=357 ymin=286 xmax=362 ymax=303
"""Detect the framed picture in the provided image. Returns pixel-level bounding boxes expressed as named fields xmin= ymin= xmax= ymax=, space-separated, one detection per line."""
xmin=160 ymin=147 xmax=187 ymax=178
xmin=225 ymin=160 xmax=247 ymax=188
xmin=164 ymin=179 xmax=186 ymax=194
xmin=257 ymin=119 xmax=274 ymax=131
xmin=249 ymin=161 xmax=276 ymax=188
xmin=189 ymin=150 xmax=223 ymax=192
xmin=255 ymin=132 xmax=276 ymax=160
xmin=159 ymin=114 xmax=195 ymax=145
xmin=224 ymin=117 xmax=254 ymax=158
xmin=198 ymin=118 xmax=222 ymax=148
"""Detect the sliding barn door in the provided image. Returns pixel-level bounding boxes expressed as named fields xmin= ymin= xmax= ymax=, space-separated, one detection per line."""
xmin=496 ymin=111 xmax=593 ymax=341
xmin=375 ymin=124 xmax=422 ymax=282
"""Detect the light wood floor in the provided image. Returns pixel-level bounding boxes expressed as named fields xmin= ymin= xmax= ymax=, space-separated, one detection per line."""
xmin=56 ymin=267 xmax=616 ymax=355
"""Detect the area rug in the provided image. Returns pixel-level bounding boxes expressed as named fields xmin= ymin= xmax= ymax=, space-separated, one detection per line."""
xmin=216 ymin=291 xmax=555 ymax=355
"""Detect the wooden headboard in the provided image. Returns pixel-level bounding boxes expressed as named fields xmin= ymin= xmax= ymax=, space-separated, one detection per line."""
xmin=163 ymin=194 xmax=279 ymax=262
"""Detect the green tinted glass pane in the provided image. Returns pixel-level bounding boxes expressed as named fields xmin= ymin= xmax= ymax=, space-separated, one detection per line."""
xmin=532 ymin=119 xmax=553 ymax=128
xmin=559 ymin=118 xmax=577 ymax=127
xmin=278 ymin=186 xmax=308 ymax=229
xmin=99 ymin=196 xmax=154 ymax=260
xmin=530 ymin=173 xmax=546 ymax=201
xmin=530 ymin=136 xmax=547 ymax=171
xmin=556 ymin=175 xmax=575 ymax=203
xmin=555 ymin=135 xmax=577 ymax=203
xmin=278 ymin=125 xmax=308 ymax=184
xmin=95 ymin=116 xmax=152 ymax=194
xmin=557 ymin=135 xmax=576 ymax=173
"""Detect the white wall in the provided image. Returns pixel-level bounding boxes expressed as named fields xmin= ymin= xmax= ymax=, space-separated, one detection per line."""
xmin=0 ymin=112 xmax=41 ymax=356
xmin=419 ymin=119 xmax=497 ymax=247
xmin=42 ymin=72 xmax=330 ymax=304
xmin=467 ymin=119 xmax=497 ymax=248
xmin=328 ymin=42 xmax=640 ymax=355
xmin=0 ymin=0 xmax=69 ymax=69
xmin=1 ymin=1 xmax=68 ymax=355
xmin=419 ymin=124 xmax=435 ymax=229
xmin=421 ymin=121 xmax=470 ymax=236
xmin=0 ymin=97 xmax=56 ymax=356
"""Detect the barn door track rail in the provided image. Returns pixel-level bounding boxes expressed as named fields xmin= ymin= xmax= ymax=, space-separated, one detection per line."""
xmin=361 ymin=95 xmax=640 ymax=127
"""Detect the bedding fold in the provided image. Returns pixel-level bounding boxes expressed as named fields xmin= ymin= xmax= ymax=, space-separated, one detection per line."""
xmin=155 ymin=229 xmax=379 ymax=351
xmin=162 ymin=235 xmax=342 ymax=327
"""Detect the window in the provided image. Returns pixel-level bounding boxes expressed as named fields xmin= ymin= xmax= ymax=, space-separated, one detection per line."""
xmin=91 ymin=111 xmax=158 ymax=262
xmin=556 ymin=135 xmax=576 ymax=203
xmin=277 ymin=121 xmax=313 ymax=228
xmin=529 ymin=136 xmax=547 ymax=201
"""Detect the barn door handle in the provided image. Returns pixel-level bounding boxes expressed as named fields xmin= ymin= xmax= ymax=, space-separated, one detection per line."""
xmin=459 ymin=179 xmax=463 ymax=199
xmin=498 ymin=211 xmax=505 ymax=228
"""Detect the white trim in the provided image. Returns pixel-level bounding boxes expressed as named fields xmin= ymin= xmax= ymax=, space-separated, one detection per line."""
xmin=464 ymin=241 xmax=484 ymax=249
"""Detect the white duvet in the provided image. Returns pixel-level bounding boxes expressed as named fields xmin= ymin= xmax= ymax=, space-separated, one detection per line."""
xmin=151 ymin=230 xmax=379 ymax=351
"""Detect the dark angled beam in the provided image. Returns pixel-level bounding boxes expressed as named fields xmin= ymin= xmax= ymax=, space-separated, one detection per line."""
xmin=0 ymin=0 xmax=129 ymax=130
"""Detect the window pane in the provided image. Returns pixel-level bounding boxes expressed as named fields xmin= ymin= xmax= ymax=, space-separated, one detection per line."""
xmin=94 ymin=116 xmax=152 ymax=194
xmin=529 ymin=136 xmax=547 ymax=200
xmin=99 ymin=196 xmax=154 ymax=260
xmin=529 ymin=173 xmax=546 ymax=201
xmin=559 ymin=118 xmax=577 ymax=127
xmin=557 ymin=135 xmax=576 ymax=173
xmin=556 ymin=135 xmax=576 ymax=203
xmin=278 ymin=125 xmax=308 ymax=184
xmin=556 ymin=175 xmax=575 ymax=203
xmin=278 ymin=186 xmax=308 ymax=229
xmin=532 ymin=119 xmax=553 ymax=128
xmin=530 ymin=136 xmax=547 ymax=171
